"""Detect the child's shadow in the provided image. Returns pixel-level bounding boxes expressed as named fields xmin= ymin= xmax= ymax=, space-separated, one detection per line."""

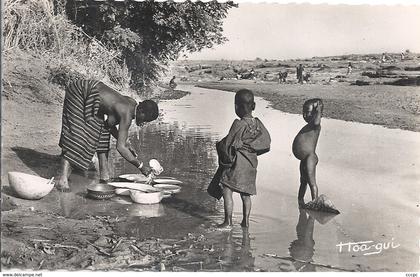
xmin=163 ymin=197 xmax=209 ymax=220
xmin=11 ymin=147 xmax=61 ymax=178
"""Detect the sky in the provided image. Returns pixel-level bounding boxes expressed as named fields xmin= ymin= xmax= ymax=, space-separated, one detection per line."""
xmin=186 ymin=0 xmax=420 ymax=60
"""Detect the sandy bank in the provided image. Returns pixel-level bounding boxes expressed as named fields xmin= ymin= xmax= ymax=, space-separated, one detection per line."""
xmin=195 ymin=80 xmax=420 ymax=132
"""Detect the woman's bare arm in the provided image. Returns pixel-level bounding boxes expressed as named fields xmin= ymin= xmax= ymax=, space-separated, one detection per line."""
xmin=115 ymin=115 xmax=142 ymax=168
xmin=110 ymin=125 xmax=137 ymax=157
xmin=110 ymin=126 xmax=119 ymax=139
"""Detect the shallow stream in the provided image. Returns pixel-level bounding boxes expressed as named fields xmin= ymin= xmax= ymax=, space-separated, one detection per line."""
xmin=56 ymin=85 xmax=420 ymax=271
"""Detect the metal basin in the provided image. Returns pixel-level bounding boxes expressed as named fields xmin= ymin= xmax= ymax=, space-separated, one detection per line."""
xmin=87 ymin=183 xmax=116 ymax=200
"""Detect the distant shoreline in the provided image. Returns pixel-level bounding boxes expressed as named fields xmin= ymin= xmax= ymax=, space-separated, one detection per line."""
xmin=194 ymin=81 xmax=420 ymax=132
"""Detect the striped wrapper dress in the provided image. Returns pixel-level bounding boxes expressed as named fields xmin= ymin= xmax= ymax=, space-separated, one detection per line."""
xmin=59 ymin=80 xmax=111 ymax=171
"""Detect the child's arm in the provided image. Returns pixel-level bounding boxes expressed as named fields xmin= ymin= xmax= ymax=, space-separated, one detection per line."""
xmin=312 ymin=99 xmax=323 ymax=126
xmin=217 ymin=119 xmax=245 ymax=166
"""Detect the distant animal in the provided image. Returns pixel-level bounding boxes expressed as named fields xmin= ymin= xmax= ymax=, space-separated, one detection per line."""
xmin=241 ymin=72 xmax=256 ymax=80
xmin=303 ymin=72 xmax=311 ymax=83
xmin=263 ymin=72 xmax=269 ymax=80
xmin=278 ymin=71 xmax=288 ymax=83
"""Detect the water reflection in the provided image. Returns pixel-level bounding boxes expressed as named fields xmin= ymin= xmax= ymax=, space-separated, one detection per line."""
xmin=53 ymin=120 xmax=223 ymax=240
xmin=289 ymin=209 xmax=316 ymax=271
xmin=305 ymin=209 xmax=337 ymax=225
xmin=59 ymin=191 xmax=79 ymax=218
xmin=108 ymin=121 xmax=224 ymax=239
xmin=127 ymin=203 xmax=165 ymax=218
xmin=111 ymin=121 xmax=220 ymax=212
xmin=219 ymin=228 xmax=255 ymax=271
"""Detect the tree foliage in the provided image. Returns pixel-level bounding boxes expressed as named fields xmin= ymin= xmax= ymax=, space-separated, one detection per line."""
xmin=65 ymin=0 xmax=237 ymax=88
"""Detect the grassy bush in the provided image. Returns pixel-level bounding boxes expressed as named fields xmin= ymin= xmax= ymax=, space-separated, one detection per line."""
xmin=3 ymin=0 xmax=131 ymax=90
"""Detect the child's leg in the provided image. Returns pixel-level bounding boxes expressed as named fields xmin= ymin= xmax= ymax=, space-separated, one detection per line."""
xmin=298 ymin=161 xmax=308 ymax=206
xmin=304 ymin=153 xmax=319 ymax=200
xmin=240 ymin=193 xmax=251 ymax=228
xmin=219 ymin=185 xmax=234 ymax=228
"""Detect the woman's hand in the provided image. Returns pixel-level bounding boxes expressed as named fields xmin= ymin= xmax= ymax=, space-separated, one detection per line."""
xmin=139 ymin=164 xmax=152 ymax=176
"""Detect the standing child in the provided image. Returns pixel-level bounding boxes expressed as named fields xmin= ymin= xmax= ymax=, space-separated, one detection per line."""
xmin=292 ymin=98 xmax=323 ymax=207
xmin=208 ymin=89 xmax=271 ymax=228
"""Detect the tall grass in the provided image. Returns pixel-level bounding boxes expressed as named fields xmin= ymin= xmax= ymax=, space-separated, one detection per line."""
xmin=3 ymin=0 xmax=131 ymax=89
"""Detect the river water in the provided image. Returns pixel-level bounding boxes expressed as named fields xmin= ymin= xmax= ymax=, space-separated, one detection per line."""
xmin=58 ymin=85 xmax=419 ymax=272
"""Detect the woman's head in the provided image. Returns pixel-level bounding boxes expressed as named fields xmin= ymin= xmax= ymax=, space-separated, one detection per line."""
xmin=235 ymin=89 xmax=255 ymax=118
xmin=136 ymin=100 xmax=159 ymax=126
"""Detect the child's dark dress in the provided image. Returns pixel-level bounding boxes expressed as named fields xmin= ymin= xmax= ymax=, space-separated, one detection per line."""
xmin=208 ymin=117 xmax=271 ymax=199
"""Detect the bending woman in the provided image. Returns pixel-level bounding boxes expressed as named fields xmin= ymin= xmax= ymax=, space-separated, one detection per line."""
xmin=57 ymin=79 xmax=159 ymax=191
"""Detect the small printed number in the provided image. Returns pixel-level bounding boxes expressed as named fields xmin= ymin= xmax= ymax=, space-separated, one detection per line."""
xmin=405 ymin=274 xmax=417 ymax=277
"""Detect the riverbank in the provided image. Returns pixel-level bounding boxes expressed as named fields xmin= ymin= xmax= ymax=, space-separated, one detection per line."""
xmin=1 ymin=201 xmax=241 ymax=271
xmin=195 ymin=80 xmax=420 ymax=132
xmin=2 ymin=52 xmax=418 ymax=271
xmin=0 ymin=53 xmax=193 ymax=271
xmin=2 ymin=81 xmax=418 ymax=272
xmin=1 ymin=51 xmax=190 ymax=182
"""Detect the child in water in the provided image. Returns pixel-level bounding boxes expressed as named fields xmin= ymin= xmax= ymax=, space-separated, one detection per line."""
xmin=208 ymin=89 xmax=271 ymax=228
xmin=292 ymin=98 xmax=323 ymax=207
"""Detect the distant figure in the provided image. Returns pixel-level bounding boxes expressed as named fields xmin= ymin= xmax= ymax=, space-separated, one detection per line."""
xmin=169 ymin=76 xmax=177 ymax=89
xmin=381 ymin=53 xmax=386 ymax=63
xmin=250 ymin=68 xmax=256 ymax=80
xmin=236 ymin=73 xmax=242 ymax=80
xmin=296 ymin=65 xmax=300 ymax=81
xmin=292 ymin=98 xmax=323 ymax=207
xmin=401 ymin=52 xmax=405 ymax=61
xmin=278 ymin=71 xmax=288 ymax=83
xmin=207 ymin=89 xmax=271 ymax=228
xmin=297 ymin=64 xmax=304 ymax=84
xmin=347 ymin=62 xmax=353 ymax=75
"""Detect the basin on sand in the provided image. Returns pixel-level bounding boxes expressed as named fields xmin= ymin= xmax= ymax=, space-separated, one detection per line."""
xmin=8 ymin=171 xmax=54 ymax=200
